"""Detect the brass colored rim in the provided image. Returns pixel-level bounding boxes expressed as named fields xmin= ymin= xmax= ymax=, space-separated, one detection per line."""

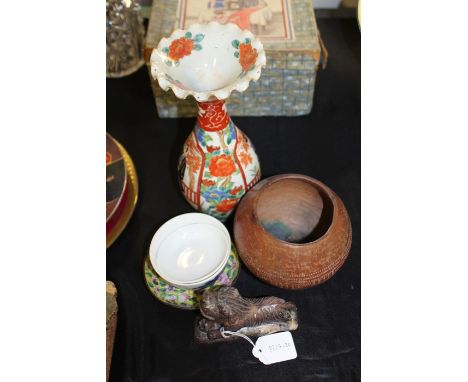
xmin=106 ymin=141 xmax=139 ymax=249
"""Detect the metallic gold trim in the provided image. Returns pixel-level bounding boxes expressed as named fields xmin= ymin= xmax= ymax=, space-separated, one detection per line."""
xmin=106 ymin=141 xmax=139 ymax=249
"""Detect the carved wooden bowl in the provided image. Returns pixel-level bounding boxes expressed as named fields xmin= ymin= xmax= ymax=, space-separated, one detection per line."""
xmin=233 ymin=174 xmax=352 ymax=289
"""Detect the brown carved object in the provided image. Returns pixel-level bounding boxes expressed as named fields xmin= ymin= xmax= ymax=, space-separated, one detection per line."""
xmin=106 ymin=281 xmax=118 ymax=382
xmin=195 ymin=287 xmax=298 ymax=344
xmin=234 ymin=174 xmax=352 ymax=290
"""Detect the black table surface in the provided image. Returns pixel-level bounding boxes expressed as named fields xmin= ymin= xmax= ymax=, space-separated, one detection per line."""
xmin=107 ymin=18 xmax=360 ymax=382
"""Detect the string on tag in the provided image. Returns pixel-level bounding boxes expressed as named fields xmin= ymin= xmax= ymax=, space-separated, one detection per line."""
xmin=220 ymin=327 xmax=258 ymax=350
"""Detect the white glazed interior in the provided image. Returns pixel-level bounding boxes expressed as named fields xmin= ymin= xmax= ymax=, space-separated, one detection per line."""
xmin=149 ymin=213 xmax=231 ymax=288
xmin=156 ymin=225 xmax=227 ymax=282
xmin=150 ymin=21 xmax=266 ymax=101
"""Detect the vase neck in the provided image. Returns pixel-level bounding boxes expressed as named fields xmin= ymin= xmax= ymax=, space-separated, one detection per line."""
xmin=196 ymin=100 xmax=230 ymax=132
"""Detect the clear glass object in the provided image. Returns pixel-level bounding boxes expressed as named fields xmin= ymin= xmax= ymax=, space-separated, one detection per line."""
xmin=106 ymin=0 xmax=145 ymax=78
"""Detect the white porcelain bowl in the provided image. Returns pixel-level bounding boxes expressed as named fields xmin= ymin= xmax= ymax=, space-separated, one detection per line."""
xmin=149 ymin=213 xmax=231 ymax=289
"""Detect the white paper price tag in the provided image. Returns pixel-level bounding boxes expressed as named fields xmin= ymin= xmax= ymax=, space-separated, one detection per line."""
xmin=252 ymin=331 xmax=297 ymax=365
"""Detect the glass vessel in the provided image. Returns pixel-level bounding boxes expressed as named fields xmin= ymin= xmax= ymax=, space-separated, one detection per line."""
xmin=106 ymin=0 xmax=145 ymax=78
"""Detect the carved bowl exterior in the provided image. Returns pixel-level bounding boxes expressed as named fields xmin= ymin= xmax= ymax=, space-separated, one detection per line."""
xmin=233 ymin=174 xmax=352 ymax=290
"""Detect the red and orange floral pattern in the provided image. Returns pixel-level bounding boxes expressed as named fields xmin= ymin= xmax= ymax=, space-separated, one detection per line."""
xmin=163 ymin=31 xmax=205 ymax=66
xmin=168 ymin=37 xmax=194 ymax=61
xmin=239 ymin=151 xmax=253 ymax=167
xmin=180 ymin=101 xmax=260 ymax=221
xmin=206 ymin=145 xmax=221 ymax=153
xmin=201 ymin=179 xmax=216 ymax=187
xmin=232 ymin=38 xmax=258 ymax=72
xmin=239 ymin=43 xmax=258 ymax=71
xmin=216 ymin=199 xmax=238 ymax=213
xmin=209 ymin=154 xmax=236 ymax=177
xmin=230 ymin=185 xmax=243 ymax=195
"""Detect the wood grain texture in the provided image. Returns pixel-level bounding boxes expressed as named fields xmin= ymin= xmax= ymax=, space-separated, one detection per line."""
xmin=234 ymin=174 xmax=352 ymax=289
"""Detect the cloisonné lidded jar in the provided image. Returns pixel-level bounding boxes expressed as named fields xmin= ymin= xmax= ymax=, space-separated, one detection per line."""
xmin=150 ymin=22 xmax=266 ymax=221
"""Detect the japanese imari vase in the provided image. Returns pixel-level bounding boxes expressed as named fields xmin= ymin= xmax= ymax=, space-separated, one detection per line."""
xmin=150 ymin=22 xmax=266 ymax=221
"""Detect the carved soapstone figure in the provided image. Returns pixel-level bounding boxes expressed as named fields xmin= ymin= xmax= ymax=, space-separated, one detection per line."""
xmin=195 ymin=287 xmax=298 ymax=343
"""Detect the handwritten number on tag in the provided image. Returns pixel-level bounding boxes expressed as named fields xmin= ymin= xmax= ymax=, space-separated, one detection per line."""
xmin=223 ymin=329 xmax=297 ymax=365
xmin=254 ymin=331 xmax=297 ymax=365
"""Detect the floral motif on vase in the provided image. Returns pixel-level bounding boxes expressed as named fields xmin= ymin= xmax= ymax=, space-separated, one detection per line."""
xmin=232 ymin=38 xmax=258 ymax=73
xmin=179 ymin=105 xmax=261 ymax=221
xmin=162 ymin=31 xmax=205 ymax=66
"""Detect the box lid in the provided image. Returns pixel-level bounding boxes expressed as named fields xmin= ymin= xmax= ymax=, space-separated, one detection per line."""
xmin=146 ymin=0 xmax=322 ymax=59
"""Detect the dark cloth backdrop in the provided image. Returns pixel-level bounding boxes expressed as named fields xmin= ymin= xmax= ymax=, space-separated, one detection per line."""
xmin=107 ymin=18 xmax=360 ymax=382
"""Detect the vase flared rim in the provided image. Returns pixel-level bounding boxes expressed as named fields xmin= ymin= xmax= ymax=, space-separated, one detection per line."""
xmin=150 ymin=21 xmax=266 ymax=102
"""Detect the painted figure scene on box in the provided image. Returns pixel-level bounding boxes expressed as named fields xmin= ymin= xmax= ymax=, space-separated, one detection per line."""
xmin=178 ymin=0 xmax=293 ymax=41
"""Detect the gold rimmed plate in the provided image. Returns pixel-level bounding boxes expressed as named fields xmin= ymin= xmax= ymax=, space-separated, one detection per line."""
xmin=106 ymin=139 xmax=138 ymax=248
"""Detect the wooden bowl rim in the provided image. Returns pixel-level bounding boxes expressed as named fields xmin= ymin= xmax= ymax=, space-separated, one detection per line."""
xmin=250 ymin=173 xmax=340 ymax=247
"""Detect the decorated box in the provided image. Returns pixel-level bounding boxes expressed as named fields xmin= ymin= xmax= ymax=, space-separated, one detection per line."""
xmin=145 ymin=0 xmax=326 ymax=117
